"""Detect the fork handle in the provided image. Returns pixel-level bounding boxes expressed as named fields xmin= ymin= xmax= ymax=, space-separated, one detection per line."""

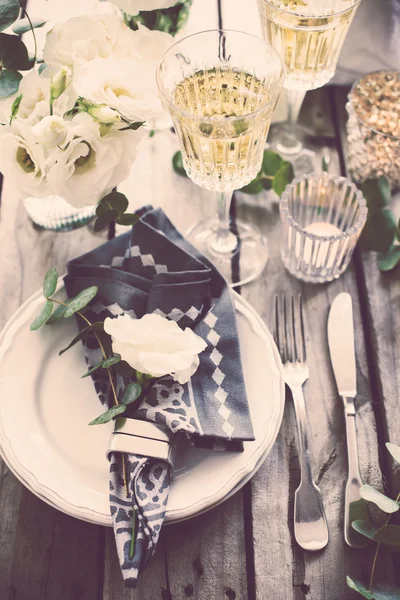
xmin=290 ymin=384 xmax=314 ymax=484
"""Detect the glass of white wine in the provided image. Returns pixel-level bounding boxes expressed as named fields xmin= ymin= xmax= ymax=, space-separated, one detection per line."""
xmin=258 ymin=0 xmax=362 ymax=156
xmin=157 ymin=30 xmax=285 ymax=286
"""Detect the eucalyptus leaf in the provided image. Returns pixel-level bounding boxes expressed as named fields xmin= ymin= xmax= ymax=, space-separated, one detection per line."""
xmin=0 ymin=69 xmax=22 ymax=98
xmin=360 ymin=209 xmax=396 ymax=253
xmin=43 ymin=267 xmax=58 ymax=298
xmin=377 ymin=246 xmax=400 ymax=272
xmin=63 ymin=286 xmax=98 ymax=318
xmin=102 ymin=354 xmax=121 ymax=368
xmin=346 ymin=576 xmax=374 ymax=599
xmin=361 ymin=176 xmax=391 ymax=212
xmin=114 ymin=417 xmax=127 ymax=431
xmin=38 ymin=62 xmax=47 ymax=75
xmin=96 ymin=191 xmax=128 ymax=217
xmin=12 ymin=17 xmax=46 ymax=35
xmin=373 ymin=583 xmax=400 ymax=600
xmin=360 ymin=484 xmax=400 ymax=514
xmin=30 ymin=300 xmax=53 ymax=331
xmin=46 ymin=301 xmax=69 ymax=324
xmin=273 ymin=161 xmax=295 ymax=197
xmin=0 ymin=0 xmax=20 ymax=33
xmin=120 ymin=120 xmax=145 ymax=131
xmin=10 ymin=92 xmax=22 ymax=121
xmin=374 ymin=525 xmax=400 ymax=547
xmin=114 ymin=360 xmax=137 ymax=378
xmin=116 ymin=213 xmax=140 ymax=227
xmin=94 ymin=210 xmax=118 ymax=232
xmin=386 ymin=442 xmax=400 ymax=464
xmin=262 ymin=150 xmax=282 ymax=176
xmin=121 ymin=382 xmax=142 ymax=405
xmin=88 ymin=403 xmax=127 ymax=426
xmin=240 ymin=177 xmax=264 ymax=195
xmin=81 ymin=360 xmax=104 ymax=378
xmin=352 ymin=519 xmax=379 ymax=541
xmin=172 ymin=151 xmax=187 ymax=177
xmin=58 ymin=322 xmax=104 ymax=355
xmin=0 ymin=33 xmax=33 ymax=70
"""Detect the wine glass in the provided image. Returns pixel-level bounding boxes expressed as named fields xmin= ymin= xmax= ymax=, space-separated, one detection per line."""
xmin=258 ymin=0 xmax=362 ymax=157
xmin=156 ymin=29 xmax=284 ymax=286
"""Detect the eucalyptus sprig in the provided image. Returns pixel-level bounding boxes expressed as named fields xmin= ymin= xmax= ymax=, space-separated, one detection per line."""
xmin=172 ymin=149 xmax=295 ymax=197
xmin=123 ymin=0 xmax=193 ymax=36
xmin=94 ymin=190 xmax=140 ymax=232
xmin=346 ymin=442 xmax=400 ymax=599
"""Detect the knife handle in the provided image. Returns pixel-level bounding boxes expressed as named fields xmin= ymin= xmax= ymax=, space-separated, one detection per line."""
xmin=343 ymin=401 xmax=370 ymax=548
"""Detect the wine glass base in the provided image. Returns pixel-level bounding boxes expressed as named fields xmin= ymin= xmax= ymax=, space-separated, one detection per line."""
xmin=186 ymin=218 xmax=268 ymax=287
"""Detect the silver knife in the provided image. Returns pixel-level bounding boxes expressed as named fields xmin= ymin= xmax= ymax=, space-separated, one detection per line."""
xmin=327 ymin=293 xmax=369 ymax=548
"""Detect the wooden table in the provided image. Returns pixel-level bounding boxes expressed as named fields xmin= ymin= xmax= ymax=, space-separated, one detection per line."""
xmin=1 ymin=1 xmax=399 ymax=598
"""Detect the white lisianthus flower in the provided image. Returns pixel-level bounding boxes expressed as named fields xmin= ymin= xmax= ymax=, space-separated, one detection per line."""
xmin=104 ymin=313 xmax=207 ymax=384
xmin=0 ymin=121 xmax=48 ymax=197
xmin=88 ymin=104 xmax=121 ymax=124
xmin=45 ymin=112 xmax=143 ymax=207
xmin=32 ymin=115 xmax=68 ymax=148
xmin=43 ymin=15 xmax=139 ymax=70
xmin=73 ymin=57 xmax=159 ymax=122
xmin=109 ymin=0 xmax=179 ymax=16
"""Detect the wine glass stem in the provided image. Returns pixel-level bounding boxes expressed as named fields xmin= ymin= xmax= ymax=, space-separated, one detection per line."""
xmin=210 ymin=190 xmax=237 ymax=255
xmin=277 ymin=88 xmax=307 ymax=155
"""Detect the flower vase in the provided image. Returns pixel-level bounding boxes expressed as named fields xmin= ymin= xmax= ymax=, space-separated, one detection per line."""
xmin=23 ymin=195 xmax=96 ymax=232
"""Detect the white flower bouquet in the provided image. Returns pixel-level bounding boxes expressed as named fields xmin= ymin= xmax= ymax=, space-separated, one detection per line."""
xmin=0 ymin=11 xmax=174 ymax=227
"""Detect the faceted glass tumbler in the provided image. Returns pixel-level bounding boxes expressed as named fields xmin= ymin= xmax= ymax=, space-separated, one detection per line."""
xmin=280 ymin=173 xmax=368 ymax=283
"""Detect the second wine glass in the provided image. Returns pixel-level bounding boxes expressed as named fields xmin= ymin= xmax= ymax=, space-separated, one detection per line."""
xmin=157 ymin=29 xmax=284 ymax=286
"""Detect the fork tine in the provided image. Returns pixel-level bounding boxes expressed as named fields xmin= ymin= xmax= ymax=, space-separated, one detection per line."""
xmin=290 ymin=295 xmax=298 ymax=362
xmin=274 ymin=295 xmax=286 ymax=363
xmin=283 ymin=295 xmax=291 ymax=363
xmin=298 ymin=294 xmax=307 ymax=362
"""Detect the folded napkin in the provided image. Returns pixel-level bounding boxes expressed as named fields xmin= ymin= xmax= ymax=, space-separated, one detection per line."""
xmin=64 ymin=206 xmax=254 ymax=586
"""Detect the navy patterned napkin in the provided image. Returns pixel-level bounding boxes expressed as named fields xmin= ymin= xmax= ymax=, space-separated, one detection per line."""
xmin=64 ymin=206 xmax=254 ymax=586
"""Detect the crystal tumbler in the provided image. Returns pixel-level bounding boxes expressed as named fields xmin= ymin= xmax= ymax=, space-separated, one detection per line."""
xmin=280 ymin=173 xmax=367 ymax=283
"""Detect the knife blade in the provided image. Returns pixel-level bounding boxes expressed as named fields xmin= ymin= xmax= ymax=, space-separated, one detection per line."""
xmin=327 ymin=293 xmax=369 ymax=549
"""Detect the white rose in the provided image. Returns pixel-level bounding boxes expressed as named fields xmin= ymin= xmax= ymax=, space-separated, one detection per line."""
xmin=109 ymin=0 xmax=179 ymax=16
xmin=0 ymin=121 xmax=48 ymax=197
xmin=46 ymin=112 xmax=143 ymax=207
xmin=73 ymin=57 xmax=159 ymax=122
xmin=32 ymin=115 xmax=68 ymax=148
xmin=43 ymin=14 xmax=140 ymax=70
xmin=104 ymin=313 xmax=207 ymax=384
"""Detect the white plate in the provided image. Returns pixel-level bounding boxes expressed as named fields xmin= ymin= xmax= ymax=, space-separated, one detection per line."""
xmin=0 ymin=285 xmax=284 ymax=526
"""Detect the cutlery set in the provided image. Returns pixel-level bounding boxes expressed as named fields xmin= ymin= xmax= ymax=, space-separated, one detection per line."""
xmin=273 ymin=292 xmax=365 ymax=551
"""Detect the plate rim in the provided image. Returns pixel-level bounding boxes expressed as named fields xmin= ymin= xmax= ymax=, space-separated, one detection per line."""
xmin=0 ymin=283 xmax=285 ymax=525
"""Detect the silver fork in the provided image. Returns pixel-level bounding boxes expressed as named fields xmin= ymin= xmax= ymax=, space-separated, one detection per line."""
xmin=274 ymin=294 xmax=329 ymax=551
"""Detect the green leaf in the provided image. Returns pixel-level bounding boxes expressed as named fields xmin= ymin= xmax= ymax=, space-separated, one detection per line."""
xmin=262 ymin=150 xmax=282 ymax=176
xmin=361 ymin=176 xmax=391 ymax=212
xmin=116 ymin=213 xmax=140 ymax=227
xmin=374 ymin=525 xmax=400 ymax=547
xmin=10 ymin=92 xmax=22 ymax=121
xmin=12 ymin=17 xmax=46 ymax=35
xmin=172 ymin=150 xmax=187 ymax=177
xmin=322 ymin=156 xmax=329 ymax=172
xmin=63 ymin=286 xmax=98 ymax=318
xmin=88 ymin=403 xmax=127 ymax=426
xmin=30 ymin=300 xmax=53 ymax=331
xmin=373 ymin=583 xmax=400 ymax=600
xmin=102 ymin=354 xmax=121 ymax=368
xmin=43 ymin=267 xmax=58 ymax=298
xmin=240 ymin=177 xmax=264 ymax=195
xmin=96 ymin=191 xmax=128 ymax=217
xmin=38 ymin=62 xmax=47 ymax=75
xmin=360 ymin=209 xmax=397 ymax=253
xmin=46 ymin=301 xmax=69 ymax=324
xmin=352 ymin=519 xmax=379 ymax=541
xmin=94 ymin=210 xmax=118 ymax=232
xmin=114 ymin=360 xmax=137 ymax=378
xmin=58 ymin=322 xmax=104 ymax=355
xmin=149 ymin=129 xmax=156 ymax=138
xmin=360 ymin=484 xmax=400 ymax=514
xmin=121 ymin=382 xmax=142 ymax=405
xmin=81 ymin=360 xmax=104 ymax=378
xmin=386 ymin=442 xmax=400 ymax=464
xmin=0 ymin=33 xmax=33 ymax=70
xmin=273 ymin=161 xmax=295 ymax=197
xmin=346 ymin=576 xmax=374 ymax=599
xmin=0 ymin=69 xmax=22 ymax=98
xmin=120 ymin=120 xmax=145 ymax=131
xmin=377 ymin=246 xmax=400 ymax=272
xmin=0 ymin=0 xmax=20 ymax=33
xmin=114 ymin=417 xmax=127 ymax=431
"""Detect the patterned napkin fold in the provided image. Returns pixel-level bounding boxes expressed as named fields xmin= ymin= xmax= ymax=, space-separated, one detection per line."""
xmin=64 ymin=206 xmax=254 ymax=586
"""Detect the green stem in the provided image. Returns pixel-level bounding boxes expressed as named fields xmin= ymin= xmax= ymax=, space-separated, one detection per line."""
xmin=24 ymin=10 xmax=37 ymax=64
xmin=368 ymin=491 xmax=400 ymax=592
xmin=129 ymin=507 xmax=137 ymax=559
